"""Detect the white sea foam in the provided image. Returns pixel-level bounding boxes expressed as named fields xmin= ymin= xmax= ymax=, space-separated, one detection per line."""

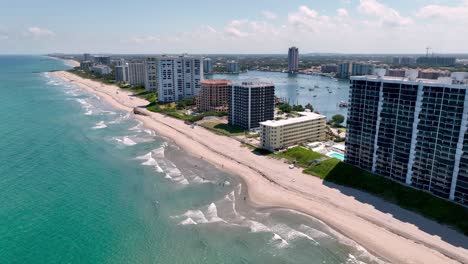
xmin=205 ymin=203 xmax=224 ymax=223
xmin=191 ymin=175 xmax=214 ymax=184
xmin=92 ymin=121 xmax=107 ymax=129
xmin=144 ymin=129 xmax=154 ymax=135
xmin=160 ymin=161 xmax=189 ymax=185
xmin=114 ymin=136 xmax=137 ymax=146
xmin=152 ymin=147 xmax=165 ymax=158
xmin=246 ymin=220 xmax=271 ymax=233
xmin=109 ymin=113 xmax=131 ymax=124
xmin=129 ymin=121 xmax=143 ymax=131
xmin=182 ymin=210 xmax=208 ymax=224
xmin=298 ymin=224 xmax=330 ymax=239
xmin=273 ymin=224 xmax=318 ymax=245
xmin=76 ymin=98 xmax=94 ymax=115
xmin=271 ymin=233 xmax=289 ymax=248
xmin=180 ymin=218 xmax=197 ymax=225
xmin=136 ymin=152 xmax=165 ymax=173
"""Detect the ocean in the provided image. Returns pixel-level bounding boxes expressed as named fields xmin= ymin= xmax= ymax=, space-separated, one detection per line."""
xmin=0 ymin=56 xmax=381 ymax=263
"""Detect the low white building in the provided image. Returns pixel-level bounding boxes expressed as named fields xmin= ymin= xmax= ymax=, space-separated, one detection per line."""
xmin=90 ymin=64 xmax=112 ymax=75
xmin=260 ymin=111 xmax=327 ymax=151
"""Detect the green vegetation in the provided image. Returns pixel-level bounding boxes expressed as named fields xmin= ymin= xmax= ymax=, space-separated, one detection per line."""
xmin=323 ymin=162 xmax=468 ymax=235
xmin=292 ymin=105 xmax=304 ymax=112
xmin=276 ymin=146 xmax=468 ymax=235
xmin=274 ymin=147 xmax=324 ymax=168
xmin=147 ymin=101 xmax=227 ymax=123
xmin=200 ymin=121 xmax=245 ymax=136
xmin=278 ymin=103 xmax=292 ymax=113
xmin=331 ymin=114 xmax=345 ymax=126
xmin=304 ymin=158 xmax=340 ymax=179
xmin=305 ymin=103 xmax=314 ymax=112
xmin=278 ymin=103 xmax=306 ymax=114
xmin=68 ymin=69 xmax=114 ymax=82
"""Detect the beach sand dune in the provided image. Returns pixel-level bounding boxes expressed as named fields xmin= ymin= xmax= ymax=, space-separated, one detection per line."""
xmin=51 ymin=70 xmax=468 ymax=264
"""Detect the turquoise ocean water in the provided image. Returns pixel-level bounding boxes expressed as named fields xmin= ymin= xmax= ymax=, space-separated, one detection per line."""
xmin=0 ymin=56 xmax=382 ymax=263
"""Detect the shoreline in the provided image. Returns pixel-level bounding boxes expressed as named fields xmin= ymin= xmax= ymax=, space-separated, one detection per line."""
xmin=50 ymin=70 xmax=468 ymax=264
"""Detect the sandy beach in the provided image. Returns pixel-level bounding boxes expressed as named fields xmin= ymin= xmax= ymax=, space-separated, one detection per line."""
xmin=51 ymin=70 xmax=468 ymax=264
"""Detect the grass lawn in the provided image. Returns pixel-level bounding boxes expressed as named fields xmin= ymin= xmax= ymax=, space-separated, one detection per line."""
xmin=304 ymin=158 xmax=340 ymax=179
xmin=274 ymin=146 xmax=325 ymax=167
xmin=200 ymin=121 xmax=245 ymax=136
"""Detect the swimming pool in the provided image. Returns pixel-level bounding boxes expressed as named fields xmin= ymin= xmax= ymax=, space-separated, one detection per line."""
xmin=328 ymin=152 xmax=345 ymax=161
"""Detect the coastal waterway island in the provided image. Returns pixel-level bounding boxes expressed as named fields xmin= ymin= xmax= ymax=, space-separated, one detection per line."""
xmin=1 ymin=55 xmax=467 ymax=264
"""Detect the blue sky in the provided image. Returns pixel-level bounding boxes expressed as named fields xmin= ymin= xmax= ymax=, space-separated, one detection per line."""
xmin=0 ymin=0 xmax=467 ymax=54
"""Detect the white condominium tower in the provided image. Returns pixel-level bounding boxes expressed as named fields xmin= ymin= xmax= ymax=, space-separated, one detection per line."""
xmin=127 ymin=63 xmax=145 ymax=85
xmin=144 ymin=55 xmax=203 ymax=102
xmin=288 ymin=47 xmax=299 ymax=73
xmin=346 ymin=70 xmax=468 ymax=205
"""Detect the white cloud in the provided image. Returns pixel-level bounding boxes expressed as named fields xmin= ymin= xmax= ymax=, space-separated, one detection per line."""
xmin=288 ymin=6 xmax=332 ymax=32
xmin=26 ymin=27 xmax=55 ymax=38
xmin=224 ymin=19 xmax=249 ymax=37
xmin=417 ymin=0 xmax=468 ymax=22
xmin=358 ymin=0 xmax=412 ymax=27
xmin=337 ymin=8 xmax=349 ymax=17
xmin=97 ymin=3 xmax=468 ymax=54
xmin=262 ymin=10 xmax=277 ymax=20
xmin=0 ymin=35 xmax=8 ymax=40
xmin=128 ymin=35 xmax=160 ymax=44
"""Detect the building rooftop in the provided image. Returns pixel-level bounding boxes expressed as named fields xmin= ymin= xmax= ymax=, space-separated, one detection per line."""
xmin=351 ymin=73 xmax=468 ymax=87
xmin=230 ymin=81 xmax=274 ymax=88
xmin=201 ymin=79 xmax=232 ymax=85
xmin=260 ymin=111 xmax=326 ymax=127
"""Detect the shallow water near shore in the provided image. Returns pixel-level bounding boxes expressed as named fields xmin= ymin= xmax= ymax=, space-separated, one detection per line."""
xmin=0 ymin=56 xmax=383 ymax=263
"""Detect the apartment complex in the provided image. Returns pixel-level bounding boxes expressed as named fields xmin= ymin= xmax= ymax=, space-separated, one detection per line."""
xmin=144 ymin=55 xmax=203 ymax=102
xmin=338 ymin=62 xmax=376 ymax=78
xmin=83 ymin=53 xmax=93 ymax=62
xmin=90 ymin=65 xmax=112 ymax=75
xmin=351 ymin=63 xmax=375 ymax=76
xmin=93 ymin=56 xmax=111 ymax=65
xmin=115 ymin=65 xmax=129 ymax=82
xmin=260 ymin=111 xmax=326 ymax=151
xmin=321 ymin=64 xmax=338 ymax=73
xmin=226 ymin=61 xmax=240 ymax=73
xmin=197 ymin=80 xmax=232 ymax=112
xmin=203 ymin=58 xmax=213 ymax=74
xmin=80 ymin=61 xmax=93 ymax=71
xmin=228 ymin=82 xmax=275 ymax=130
xmin=416 ymin=56 xmax=456 ymax=67
xmin=128 ymin=63 xmax=145 ymax=85
xmin=288 ymin=47 xmax=299 ymax=73
xmin=346 ymin=70 xmax=468 ymax=205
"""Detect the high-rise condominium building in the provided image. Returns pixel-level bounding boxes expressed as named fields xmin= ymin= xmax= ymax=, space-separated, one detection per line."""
xmin=416 ymin=56 xmax=457 ymax=67
xmin=115 ymin=64 xmax=129 ymax=82
xmin=351 ymin=63 xmax=375 ymax=76
xmin=83 ymin=53 xmax=93 ymax=62
xmin=346 ymin=70 xmax=468 ymax=205
xmin=203 ymin=58 xmax=213 ymax=74
xmin=93 ymin=56 xmax=111 ymax=65
xmin=288 ymin=47 xmax=299 ymax=73
xmin=197 ymin=80 xmax=232 ymax=112
xmin=260 ymin=111 xmax=326 ymax=151
xmin=226 ymin=61 xmax=240 ymax=73
xmin=144 ymin=56 xmax=203 ymax=102
xmin=337 ymin=62 xmax=375 ymax=78
xmin=128 ymin=63 xmax=145 ymax=85
xmin=228 ymin=82 xmax=275 ymax=130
